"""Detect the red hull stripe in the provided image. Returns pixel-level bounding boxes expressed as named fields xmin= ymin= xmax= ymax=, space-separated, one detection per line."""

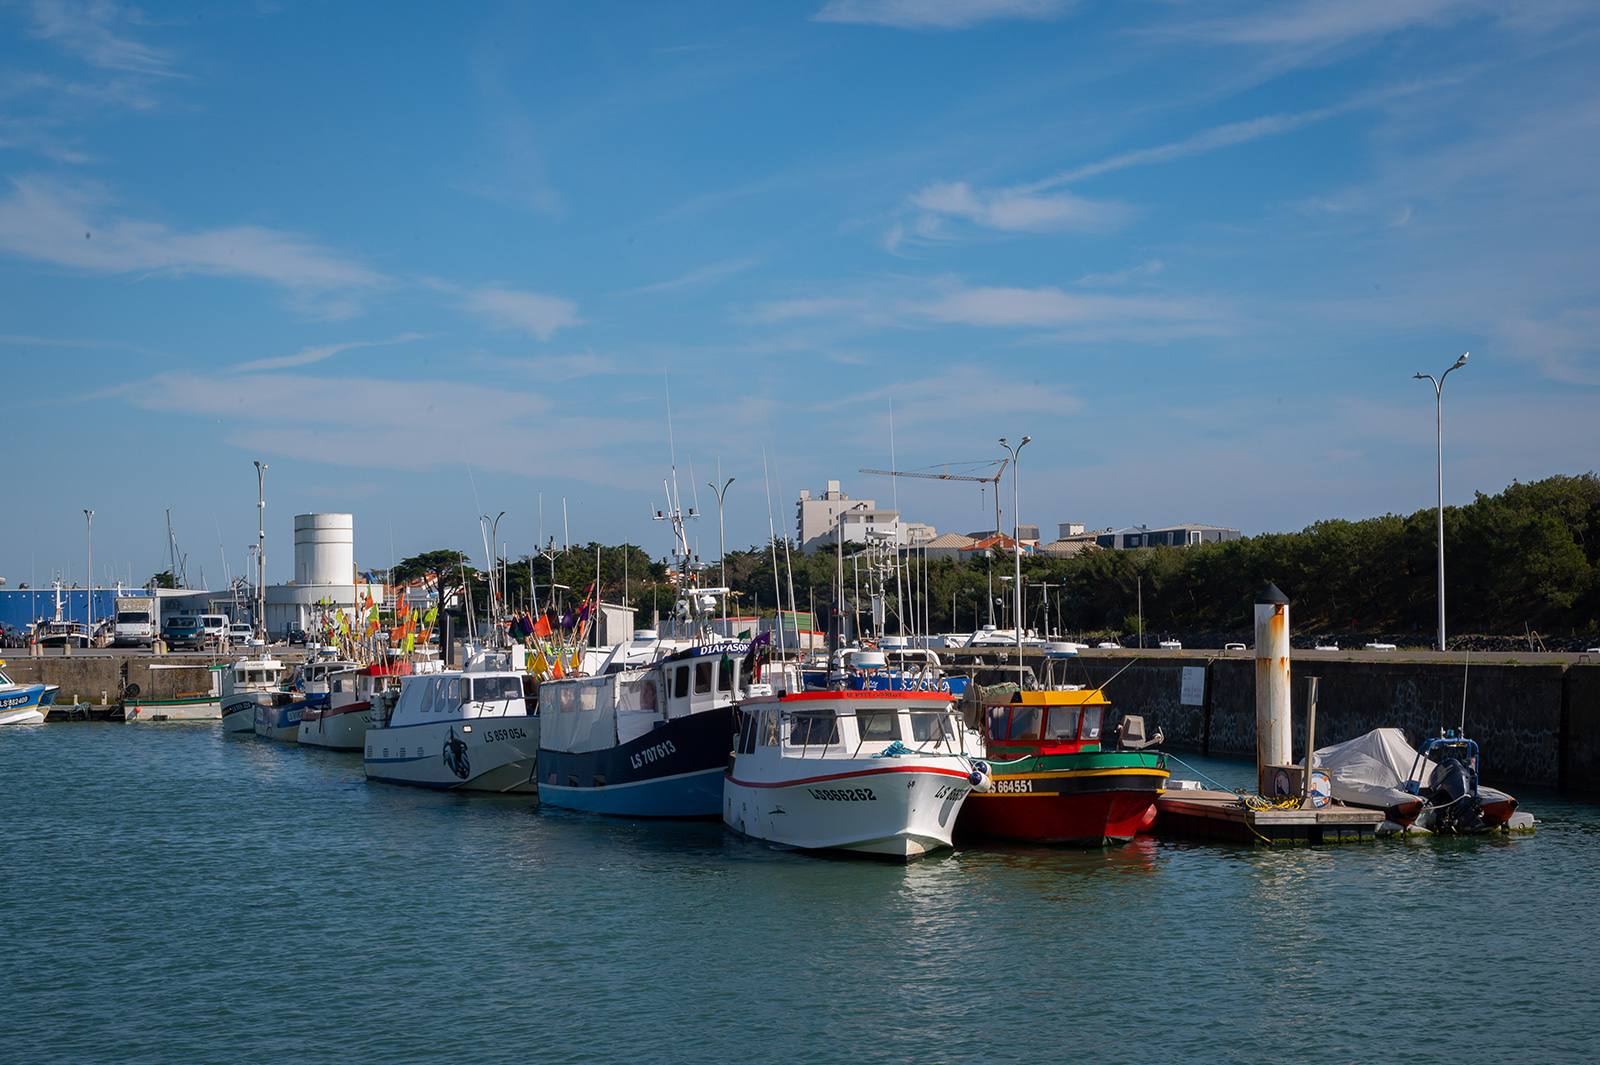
xmin=727 ymin=764 xmax=971 ymax=789
xmin=302 ymin=701 xmax=370 ymax=723
xmin=740 ymin=691 xmax=956 ymax=705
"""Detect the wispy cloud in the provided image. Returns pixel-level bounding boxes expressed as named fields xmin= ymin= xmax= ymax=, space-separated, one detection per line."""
xmin=459 ymin=284 xmax=582 ymax=340
xmin=0 ymin=176 xmax=383 ymax=290
xmin=1179 ymin=0 xmax=1493 ymax=49
xmin=754 ymin=278 xmax=1230 ymax=339
xmin=905 ymin=181 xmax=1129 ymax=236
xmin=228 ymin=334 xmax=426 ymax=374
xmin=623 ymin=257 xmax=761 ymax=295
xmin=814 ymin=0 xmax=1071 ymax=30
xmin=26 ymin=0 xmax=177 ymax=75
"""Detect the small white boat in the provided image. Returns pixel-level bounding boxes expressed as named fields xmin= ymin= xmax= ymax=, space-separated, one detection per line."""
xmin=221 ymin=655 xmax=288 ymax=732
xmin=723 ymin=688 xmax=982 ymax=860
xmin=364 ymin=651 xmax=537 ymax=792
xmin=0 ymin=661 xmax=58 ymax=724
xmin=124 ymin=666 xmax=224 ymax=722
xmin=298 ymin=662 xmax=411 ymax=751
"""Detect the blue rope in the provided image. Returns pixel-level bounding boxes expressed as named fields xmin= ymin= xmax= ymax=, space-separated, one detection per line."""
xmin=872 ymin=740 xmax=914 ymax=758
xmin=1163 ymin=754 xmax=1243 ymax=794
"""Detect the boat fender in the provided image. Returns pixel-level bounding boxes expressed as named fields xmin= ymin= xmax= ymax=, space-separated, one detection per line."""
xmin=968 ymin=761 xmax=993 ymax=792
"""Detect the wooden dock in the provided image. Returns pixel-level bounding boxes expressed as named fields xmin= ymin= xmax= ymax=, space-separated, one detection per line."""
xmin=1155 ymin=789 xmax=1387 ymax=844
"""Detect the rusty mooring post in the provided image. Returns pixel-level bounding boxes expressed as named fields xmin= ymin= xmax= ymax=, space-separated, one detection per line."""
xmin=1255 ymin=583 xmax=1291 ymax=794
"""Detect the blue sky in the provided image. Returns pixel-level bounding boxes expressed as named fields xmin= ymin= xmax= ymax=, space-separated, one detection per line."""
xmin=3 ymin=0 xmax=1597 ymax=587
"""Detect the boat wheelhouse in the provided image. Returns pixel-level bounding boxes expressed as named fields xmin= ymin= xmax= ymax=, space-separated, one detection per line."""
xmin=0 ymin=661 xmax=58 ymax=725
xmin=723 ymin=688 xmax=981 ymax=860
xmin=255 ymin=657 xmax=358 ymax=742
xmin=299 ymin=662 xmax=411 ymax=751
xmin=363 ymin=653 xmax=537 ymax=792
xmin=221 ymin=655 xmax=288 ymax=733
xmin=959 ymin=688 xmax=1167 ymax=845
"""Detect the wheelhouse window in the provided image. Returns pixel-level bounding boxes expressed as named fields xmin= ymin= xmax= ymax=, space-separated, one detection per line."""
xmin=760 ymin=710 xmax=780 ymax=746
xmin=674 ymin=665 xmax=690 ymax=700
xmin=1080 ymin=706 xmax=1103 ymax=741
xmin=909 ymin=713 xmax=950 ymax=743
xmin=1044 ymin=706 xmax=1081 ymax=742
xmin=857 ymin=711 xmax=901 ymax=742
xmin=1008 ymin=705 xmax=1042 ymax=741
xmin=444 ymin=678 xmax=462 ymax=705
xmin=694 ymin=661 xmax=713 ymax=695
xmin=788 ymin=710 xmax=839 ymax=746
xmin=471 ymin=676 xmax=523 ymax=702
xmin=986 ymin=705 xmax=1009 ymax=742
xmin=717 ymin=656 xmax=734 ymax=692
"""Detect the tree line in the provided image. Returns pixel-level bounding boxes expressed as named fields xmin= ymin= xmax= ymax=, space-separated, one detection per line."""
xmin=386 ymin=473 xmax=1600 ymax=640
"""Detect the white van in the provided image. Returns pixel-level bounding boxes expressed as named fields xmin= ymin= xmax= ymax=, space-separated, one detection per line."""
xmin=199 ymin=614 xmax=230 ymax=648
xmin=111 ymin=596 xmax=158 ymax=648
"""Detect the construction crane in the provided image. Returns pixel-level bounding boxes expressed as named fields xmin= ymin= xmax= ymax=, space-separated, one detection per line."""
xmin=859 ymin=458 xmax=1010 ymax=539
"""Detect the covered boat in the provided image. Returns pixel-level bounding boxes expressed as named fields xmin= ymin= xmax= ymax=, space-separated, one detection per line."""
xmin=959 ymin=688 xmax=1168 ymax=845
xmin=1312 ymin=727 xmax=1518 ymax=832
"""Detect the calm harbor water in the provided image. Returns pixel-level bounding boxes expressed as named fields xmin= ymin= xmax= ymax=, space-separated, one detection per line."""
xmin=4 ymin=723 xmax=1598 ymax=1065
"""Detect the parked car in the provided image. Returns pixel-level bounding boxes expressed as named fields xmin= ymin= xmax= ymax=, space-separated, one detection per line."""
xmin=161 ymin=615 xmax=205 ymax=651
xmin=286 ymin=625 xmax=308 ymax=646
xmin=0 ymin=622 xmax=25 ymax=648
xmin=227 ymin=623 xmax=255 ymax=647
xmin=1224 ymin=642 xmax=1248 ymax=652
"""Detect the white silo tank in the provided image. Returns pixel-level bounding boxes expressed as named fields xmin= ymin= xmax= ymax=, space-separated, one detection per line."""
xmin=294 ymin=513 xmax=354 ymax=586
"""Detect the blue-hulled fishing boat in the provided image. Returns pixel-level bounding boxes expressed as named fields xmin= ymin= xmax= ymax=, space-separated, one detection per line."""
xmin=0 ymin=661 xmax=58 ymax=725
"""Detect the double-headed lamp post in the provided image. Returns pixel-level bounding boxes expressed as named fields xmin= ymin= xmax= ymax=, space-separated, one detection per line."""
xmin=708 ymin=477 xmax=734 ymax=633
xmin=84 ymin=509 xmax=93 ymax=633
xmin=1414 ymin=352 xmax=1468 ymax=652
xmin=999 ymin=435 xmax=1031 ymax=690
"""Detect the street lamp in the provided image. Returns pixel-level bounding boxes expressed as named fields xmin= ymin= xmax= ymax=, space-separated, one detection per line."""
xmin=84 ymin=509 xmax=93 ymax=635
xmin=707 ymin=477 xmax=734 ymax=634
xmin=254 ymin=461 xmax=268 ymax=640
xmin=999 ymin=435 xmax=1031 ymax=690
xmin=1413 ymin=353 xmax=1468 ymax=652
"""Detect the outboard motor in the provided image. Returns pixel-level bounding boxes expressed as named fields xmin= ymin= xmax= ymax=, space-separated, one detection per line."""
xmin=1429 ymin=757 xmax=1486 ymax=833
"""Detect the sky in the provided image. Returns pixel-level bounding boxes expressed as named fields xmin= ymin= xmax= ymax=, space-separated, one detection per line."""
xmin=2 ymin=0 xmax=1598 ymax=588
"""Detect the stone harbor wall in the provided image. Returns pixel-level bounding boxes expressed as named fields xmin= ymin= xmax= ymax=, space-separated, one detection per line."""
xmin=1050 ymin=654 xmax=1595 ymax=792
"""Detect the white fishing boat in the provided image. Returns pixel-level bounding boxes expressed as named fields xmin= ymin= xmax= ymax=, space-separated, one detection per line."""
xmin=220 ymin=654 xmax=288 ymax=733
xmin=298 ymin=662 xmax=412 ymax=751
xmin=124 ymin=665 xmax=224 ymax=722
xmin=0 ymin=660 xmax=57 ymax=724
xmin=363 ymin=650 xmax=537 ymax=792
xmin=723 ymin=687 xmax=983 ymax=860
xmin=255 ymin=656 xmax=358 ymax=742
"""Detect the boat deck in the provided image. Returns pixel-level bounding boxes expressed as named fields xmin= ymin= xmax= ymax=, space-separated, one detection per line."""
xmin=1155 ymin=789 xmax=1387 ymax=843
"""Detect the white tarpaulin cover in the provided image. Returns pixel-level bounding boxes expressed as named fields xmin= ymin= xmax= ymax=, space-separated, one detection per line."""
xmin=538 ymin=675 xmax=618 ymax=754
xmin=615 ymin=669 xmax=665 ymax=745
xmin=1311 ymin=727 xmax=1434 ymax=809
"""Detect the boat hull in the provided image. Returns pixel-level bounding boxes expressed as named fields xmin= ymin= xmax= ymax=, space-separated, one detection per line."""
xmin=124 ymin=696 xmax=222 ymax=722
xmin=960 ymin=760 xmax=1169 ymax=845
xmin=724 ymin=762 xmax=973 ymax=859
xmin=298 ymin=701 xmax=371 ymax=751
xmin=365 ymin=716 xmax=540 ymax=792
xmin=1 ymin=684 xmax=57 ymax=724
xmin=222 ymin=690 xmax=285 ymax=733
xmin=537 ymin=707 xmax=733 ymax=818
xmin=254 ymin=697 xmax=311 ymax=742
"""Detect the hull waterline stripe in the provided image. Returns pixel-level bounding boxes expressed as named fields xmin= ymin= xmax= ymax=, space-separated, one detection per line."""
xmin=726 ymin=764 xmax=971 ymax=789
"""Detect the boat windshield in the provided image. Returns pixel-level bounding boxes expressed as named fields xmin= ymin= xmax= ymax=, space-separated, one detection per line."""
xmin=857 ymin=711 xmax=900 ymax=742
xmin=789 ymin=710 xmax=839 ymax=746
xmin=1080 ymin=706 xmax=1103 ymax=741
xmin=1044 ymin=706 xmax=1081 ymax=741
xmin=1008 ymin=705 xmax=1042 ymax=741
xmin=470 ymin=676 xmax=523 ymax=702
xmin=909 ymin=712 xmax=951 ymax=743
